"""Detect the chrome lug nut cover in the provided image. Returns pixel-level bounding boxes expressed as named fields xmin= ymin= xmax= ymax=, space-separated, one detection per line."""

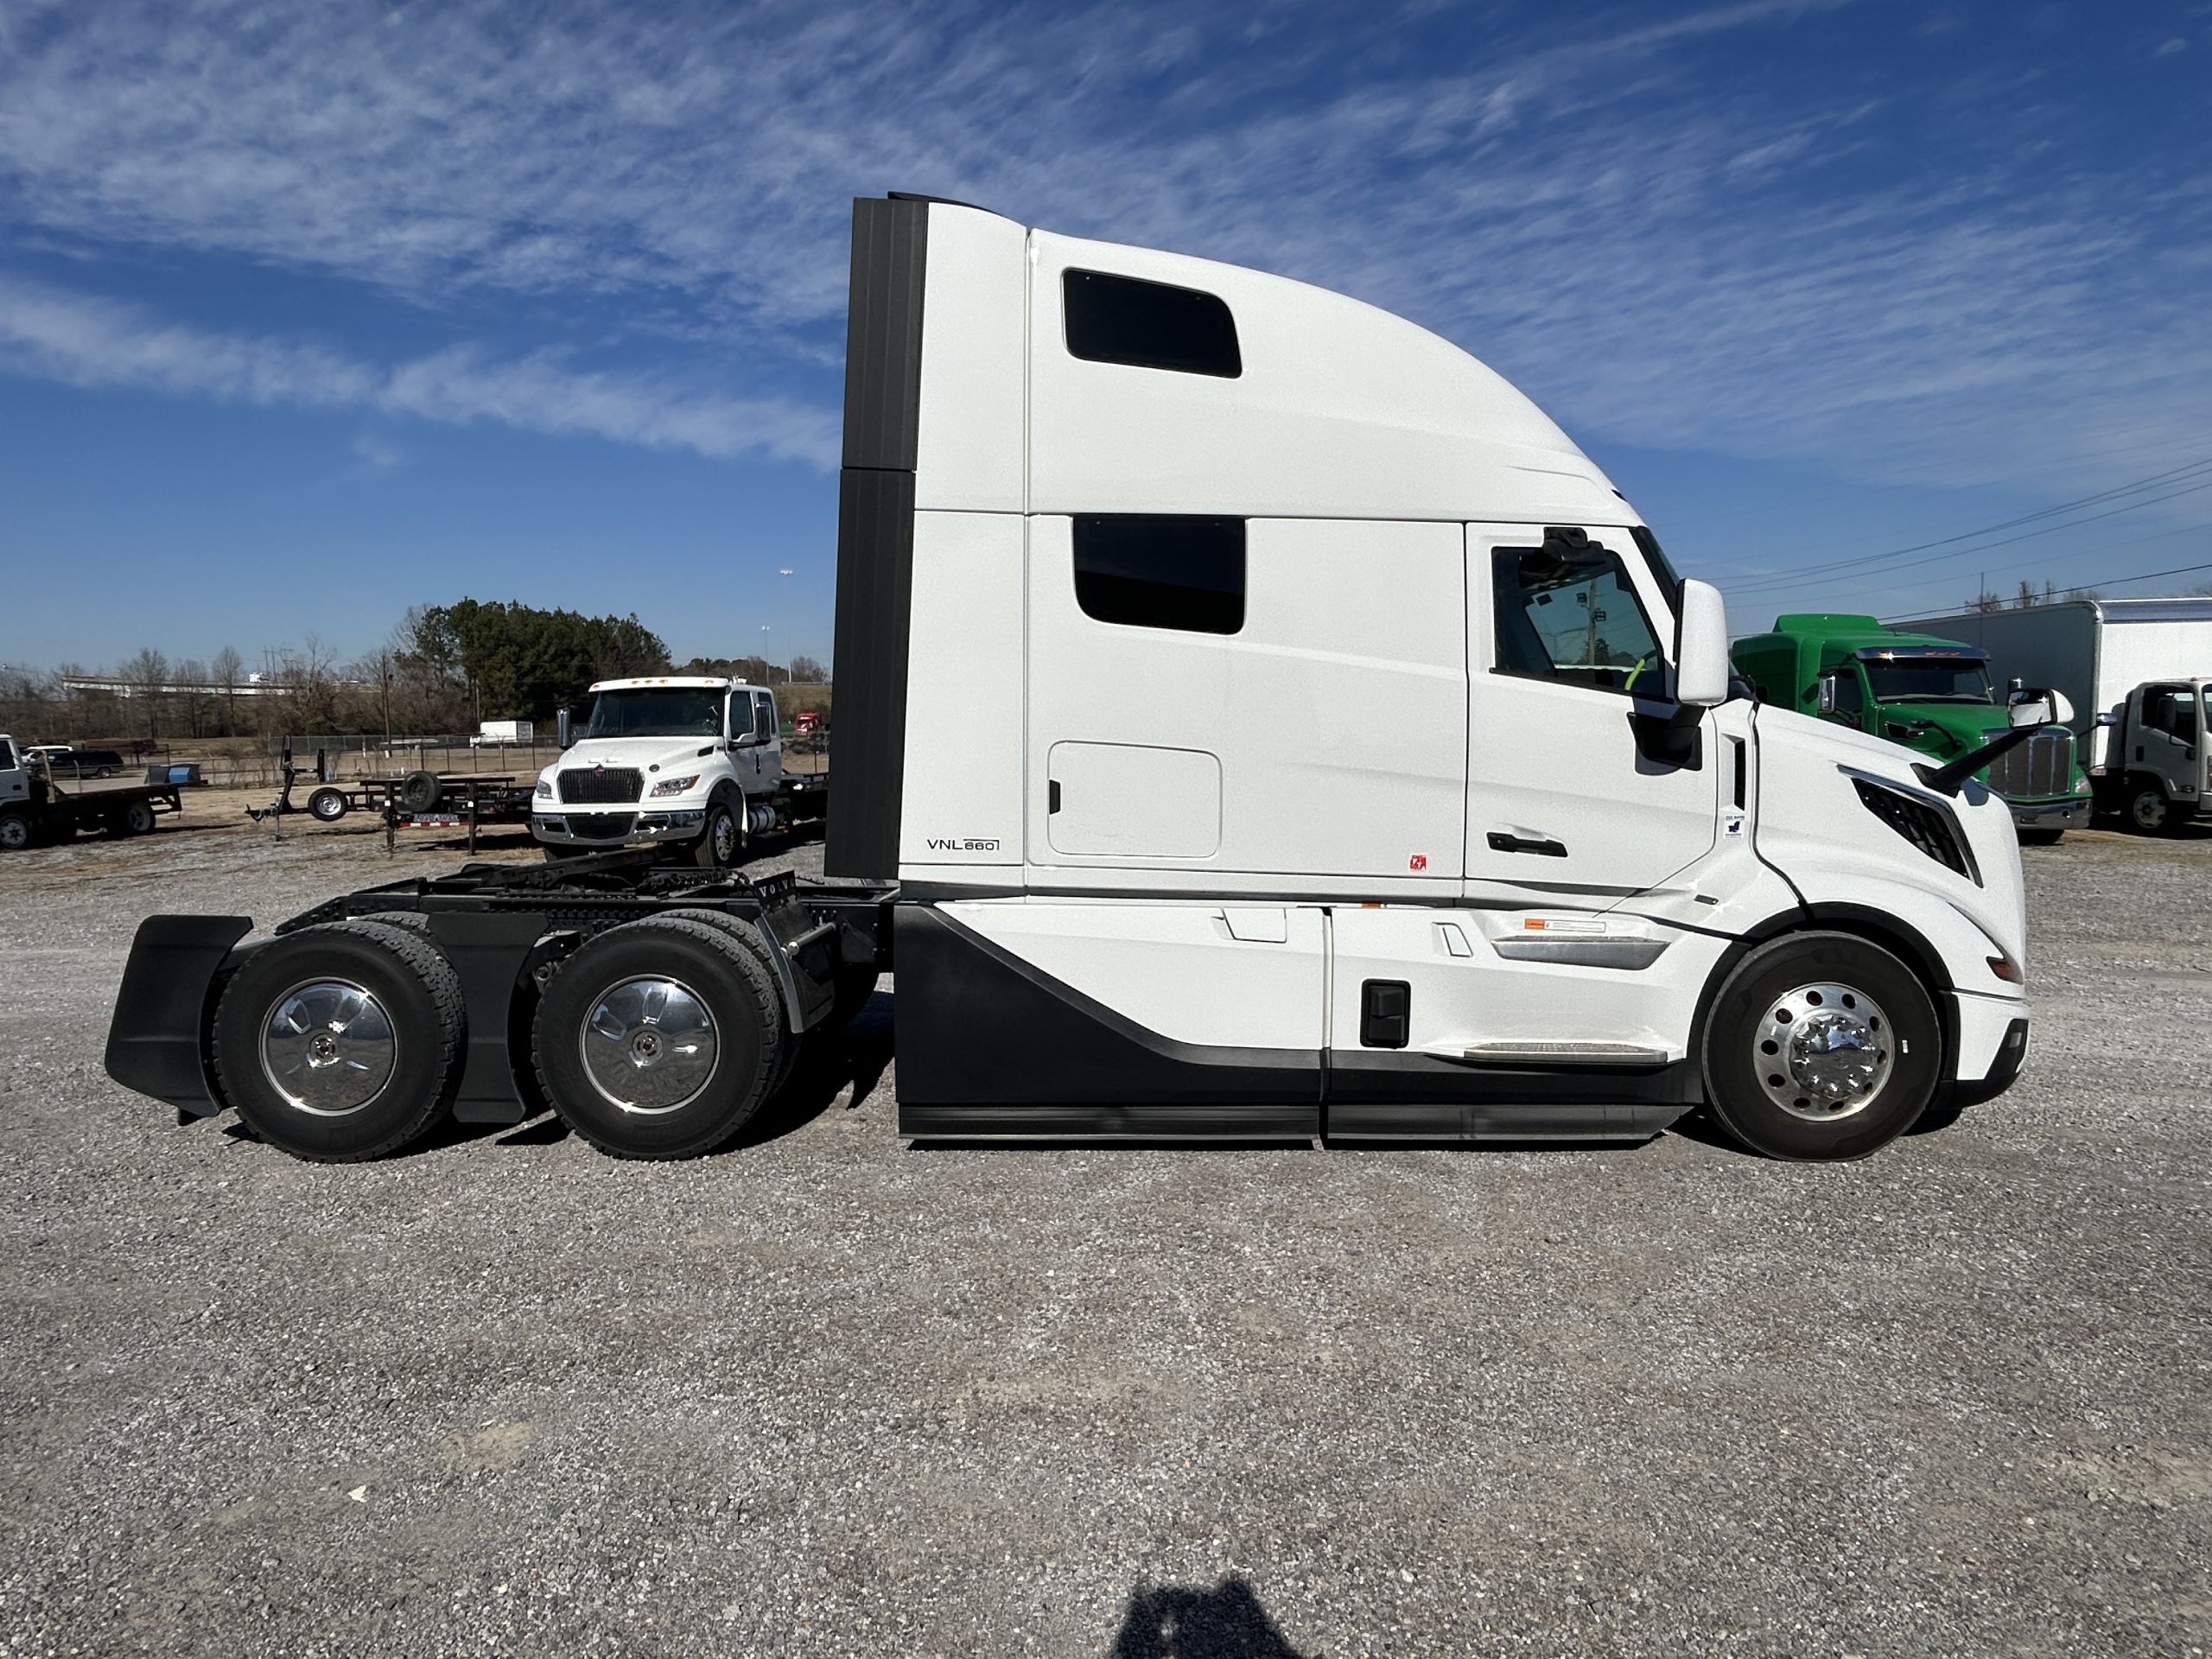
xmin=261 ymin=979 xmax=398 ymax=1117
xmin=1753 ymin=982 xmax=1894 ymax=1122
xmin=580 ymin=976 xmax=720 ymax=1115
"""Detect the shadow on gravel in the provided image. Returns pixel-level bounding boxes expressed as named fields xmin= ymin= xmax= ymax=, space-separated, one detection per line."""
xmin=1109 ymin=1576 xmax=1308 ymax=1658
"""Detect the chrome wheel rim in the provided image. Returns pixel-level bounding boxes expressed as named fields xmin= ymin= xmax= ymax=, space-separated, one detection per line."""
xmin=261 ymin=979 xmax=397 ymax=1116
xmin=712 ymin=812 xmax=737 ymax=862
xmin=2134 ymin=793 xmax=2165 ymax=830
xmin=1754 ymin=982 xmax=1893 ymax=1122
xmin=579 ymin=976 xmax=719 ymax=1115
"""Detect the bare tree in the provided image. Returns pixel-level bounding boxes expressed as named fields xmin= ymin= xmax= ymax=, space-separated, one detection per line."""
xmin=122 ymin=647 xmax=168 ymax=740
xmin=211 ymin=645 xmax=245 ymax=736
xmin=787 ymin=654 xmax=829 ymax=683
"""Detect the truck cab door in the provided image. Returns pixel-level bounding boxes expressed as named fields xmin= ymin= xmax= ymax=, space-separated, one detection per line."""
xmin=1465 ymin=525 xmax=1719 ymax=899
xmin=2135 ymin=685 xmax=2199 ymax=791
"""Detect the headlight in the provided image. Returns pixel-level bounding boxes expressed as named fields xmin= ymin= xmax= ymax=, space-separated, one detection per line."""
xmin=534 ymin=779 xmax=553 ymax=798
xmin=649 ymin=773 xmax=701 ymax=798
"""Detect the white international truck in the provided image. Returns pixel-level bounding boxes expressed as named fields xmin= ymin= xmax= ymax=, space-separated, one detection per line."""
xmin=105 ymin=193 xmax=2055 ymax=1165
xmin=530 ymin=676 xmax=827 ymax=863
xmin=1896 ymin=600 xmax=2211 ymax=834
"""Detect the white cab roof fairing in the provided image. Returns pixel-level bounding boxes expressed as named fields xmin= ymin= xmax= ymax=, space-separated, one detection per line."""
xmin=586 ymin=677 xmax=748 ymax=694
xmin=908 ymin=200 xmax=1637 ymax=526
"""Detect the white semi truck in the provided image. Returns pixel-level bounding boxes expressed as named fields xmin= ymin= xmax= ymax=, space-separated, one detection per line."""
xmin=1896 ymin=600 xmax=2210 ymax=834
xmin=530 ymin=676 xmax=827 ymax=863
xmin=104 ymin=194 xmax=2054 ymax=1164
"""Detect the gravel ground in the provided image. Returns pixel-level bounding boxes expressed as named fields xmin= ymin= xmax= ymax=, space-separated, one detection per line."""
xmin=2 ymin=806 xmax=2208 ymax=1657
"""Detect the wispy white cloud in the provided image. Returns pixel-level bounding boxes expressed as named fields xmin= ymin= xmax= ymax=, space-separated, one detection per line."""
xmin=0 ymin=0 xmax=2203 ymax=505
xmin=0 ymin=276 xmax=840 ymax=467
xmin=2154 ymin=37 xmax=2188 ymax=56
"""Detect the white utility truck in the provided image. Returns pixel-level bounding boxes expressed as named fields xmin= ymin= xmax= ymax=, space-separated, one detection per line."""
xmin=530 ymin=676 xmax=826 ymax=864
xmin=105 ymin=194 xmax=2051 ymax=1165
xmin=1897 ymin=600 xmax=2210 ymax=834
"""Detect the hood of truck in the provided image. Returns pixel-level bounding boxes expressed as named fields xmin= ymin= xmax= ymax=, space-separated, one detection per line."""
xmin=1864 ymin=700 xmax=2006 ymax=757
xmin=1754 ymin=705 xmax=2029 ymax=974
xmin=538 ymin=738 xmax=724 ymax=792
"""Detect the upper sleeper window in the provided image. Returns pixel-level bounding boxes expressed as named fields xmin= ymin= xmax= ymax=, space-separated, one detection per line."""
xmin=1063 ymin=270 xmax=1242 ymax=378
xmin=1073 ymin=516 xmax=1245 ymax=635
xmin=1491 ymin=535 xmax=1662 ymax=696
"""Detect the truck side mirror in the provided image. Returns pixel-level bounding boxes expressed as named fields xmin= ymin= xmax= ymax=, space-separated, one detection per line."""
xmin=556 ymin=709 xmax=572 ymax=748
xmin=1815 ymin=675 xmax=1839 ymax=715
xmin=1673 ymin=579 xmax=1731 ymax=708
xmin=2008 ymin=687 xmax=2073 ymax=729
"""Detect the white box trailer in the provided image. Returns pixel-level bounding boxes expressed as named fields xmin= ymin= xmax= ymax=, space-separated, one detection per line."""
xmin=1895 ymin=601 xmax=2212 ymax=830
xmin=104 ymin=193 xmax=2050 ymax=1165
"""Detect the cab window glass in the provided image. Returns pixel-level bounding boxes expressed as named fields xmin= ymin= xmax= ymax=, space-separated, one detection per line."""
xmin=2147 ymin=689 xmax=2199 ymax=742
xmin=756 ymin=695 xmax=777 ymax=739
xmin=1832 ymin=671 xmax=1864 ymax=716
xmin=0 ymin=740 xmax=15 ymax=770
xmin=1491 ymin=537 xmax=1662 ymax=694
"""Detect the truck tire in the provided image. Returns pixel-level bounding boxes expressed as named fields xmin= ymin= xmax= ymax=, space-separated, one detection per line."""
xmin=658 ymin=909 xmax=802 ymax=1094
xmin=397 ymin=769 xmax=442 ymax=814
xmin=693 ymin=797 xmax=741 ymax=869
xmin=532 ymin=915 xmax=783 ymax=1159
xmin=2126 ymin=780 xmax=2177 ymax=836
xmin=308 ymin=786 xmax=351 ymax=823
xmin=0 ymin=810 xmax=30 ymax=851
xmin=210 ymin=919 xmax=465 ymax=1161
xmin=107 ymin=799 xmax=157 ymax=837
xmin=1698 ymin=931 xmax=1942 ymax=1161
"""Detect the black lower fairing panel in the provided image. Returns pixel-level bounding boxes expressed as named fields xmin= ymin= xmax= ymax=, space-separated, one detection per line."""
xmin=103 ymin=916 xmax=253 ymax=1118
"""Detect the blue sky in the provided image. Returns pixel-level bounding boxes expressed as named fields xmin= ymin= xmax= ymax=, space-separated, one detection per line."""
xmin=2 ymin=0 xmax=2208 ymax=673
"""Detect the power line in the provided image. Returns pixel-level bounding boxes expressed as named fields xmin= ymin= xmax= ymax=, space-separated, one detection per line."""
xmin=1724 ymin=473 xmax=2212 ymax=600
xmin=1875 ymin=556 xmax=2212 ymax=623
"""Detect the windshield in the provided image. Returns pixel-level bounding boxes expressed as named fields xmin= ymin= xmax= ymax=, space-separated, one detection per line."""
xmin=1863 ymin=659 xmax=1995 ymax=703
xmin=583 ymin=688 xmax=723 ymax=739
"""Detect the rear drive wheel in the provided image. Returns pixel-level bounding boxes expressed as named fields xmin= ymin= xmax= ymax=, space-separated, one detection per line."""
xmin=2127 ymin=782 xmax=2176 ymax=835
xmin=308 ymin=786 xmax=350 ymax=822
xmin=1699 ymin=931 xmax=1942 ymax=1161
xmin=532 ymin=915 xmax=783 ymax=1159
xmin=107 ymin=798 xmax=157 ymax=836
xmin=211 ymin=919 xmax=465 ymax=1161
xmin=0 ymin=811 xmax=31 ymax=851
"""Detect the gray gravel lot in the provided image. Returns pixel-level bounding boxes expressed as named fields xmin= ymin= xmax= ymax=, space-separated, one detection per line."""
xmin=3 ymin=809 xmax=2209 ymax=1656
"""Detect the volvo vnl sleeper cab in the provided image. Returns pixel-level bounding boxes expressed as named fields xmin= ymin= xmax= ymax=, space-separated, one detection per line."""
xmin=103 ymin=194 xmax=2045 ymax=1164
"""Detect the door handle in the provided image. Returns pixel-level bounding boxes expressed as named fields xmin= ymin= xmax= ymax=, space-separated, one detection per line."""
xmin=1487 ymin=832 xmax=1568 ymax=857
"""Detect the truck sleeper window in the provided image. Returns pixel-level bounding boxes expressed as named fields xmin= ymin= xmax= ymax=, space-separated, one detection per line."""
xmin=1491 ymin=539 xmax=1661 ymax=695
xmin=1073 ymin=515 xmax=1246 ymax=635
xmin=1064 ymin=270 xmax=1243 ymax=378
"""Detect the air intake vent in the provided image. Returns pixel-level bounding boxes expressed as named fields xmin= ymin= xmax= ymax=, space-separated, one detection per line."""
xmin=1853 ymin=778 xmax=1975 ymax=882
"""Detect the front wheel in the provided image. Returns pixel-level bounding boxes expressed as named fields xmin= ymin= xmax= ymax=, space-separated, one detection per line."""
xmin=0 ymin=811 xmax=31 ymax=851
xmin=2127 ymin=782 xmax=2176 ymax=836
xmin=1699 ymin=931 xmax=1942 ymax=1161
xmin=692 ymin=798 xmax=741 ymax=868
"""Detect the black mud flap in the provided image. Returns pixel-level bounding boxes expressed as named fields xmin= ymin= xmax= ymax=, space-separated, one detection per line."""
xmin=104 ymin=916 xmax=253 ymax=1118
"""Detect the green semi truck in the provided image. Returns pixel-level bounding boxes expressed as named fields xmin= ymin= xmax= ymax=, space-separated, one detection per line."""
xmin=1733 ymin=614 xmax=2091 ymax=842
